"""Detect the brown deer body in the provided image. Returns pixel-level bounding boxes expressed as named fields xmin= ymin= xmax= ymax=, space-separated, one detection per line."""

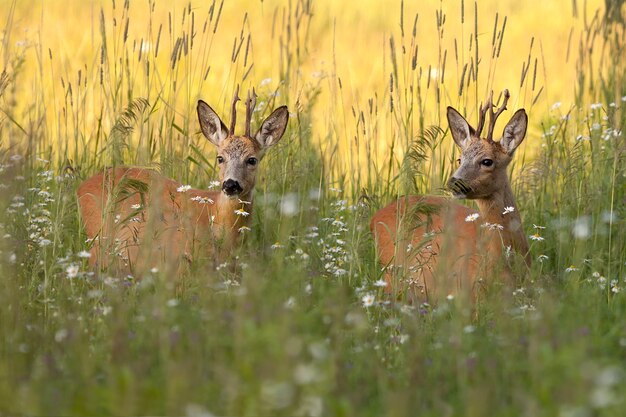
xmin=78 ymin=89 xmax=289 ymax=275
xmin=371 ymin=90 xmax=530 ymax=302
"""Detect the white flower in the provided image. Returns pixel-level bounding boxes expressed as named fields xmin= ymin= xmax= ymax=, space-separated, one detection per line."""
xmin=533 ymin=224 xmax=546 ymax=229
xmin=565 ymin=266 xmax=579 ymax=272
xmin=537 ymin=254 xmax=549 ymax=263
xmin=208 ymin=180 xmax=221 ymax=188
xmin=190 ymin=196 xmax=214 ymax=204
xmin=551 ymin=102 xmax=562 ymax=111
xmin=238 ymin=226 xmax=251 ymax=233
xmin=39 ymin=238 xmax=52 ymax=247
xmin=465 ymin=213 xmax=480 ymax=222
xmin=503 ymin=206 xmax=515 ymax=215
xmin=373 ymin=279 xmax=388 ymax=287
xmin=590 ymin=103 xmax=602 ymax=110
xmin=446 ymin=294 xmax=455 ymax=300
xmin=234 ymin=208 xmax=250 ymax=217
xmin=66 ymin=264 xmax=79 ymax=278
xmin=130 ymin=203 xmax=142 ymax=209
xmin=176 ymin=185 xmax=192 ymax=193
xmin=482 ymin=222 xmax=504 ymax=231
xmin=361 ymin=293 xmax=375 ymax=307
xmin=529 ymin=233 xmax=545 ymax=241
xmin=77 ymin=250 xmax=92 ymax=258
xmin=271 ymin=242 xmax=284 ymax=250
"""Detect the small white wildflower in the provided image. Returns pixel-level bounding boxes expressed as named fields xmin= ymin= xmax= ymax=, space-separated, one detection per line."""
xmin=39 ymin=238 xmax=52 ymax=247
xmin=208 ymin=180 xmax=221 ymax=189
xmin=190 ymin=196 xmax=214 ymax=204
xmin=373 ymin=279 xmax=388 ymax=288
xmin=260 ymin=77 xmax=272 ymax=87
xmin=537 ymin=254 xmax=549 ymax=263
xmin=361 ymin=293 xmax=375 ymax=308
xmin=334 ymin=269 xmax=348 ymax=277
xmin=54 ymin=329 xmax=69 ymax=343
xmin=463 ymin=325 xmax=476 ymax=334
xmin=271 ymin=242 xmax=284 ymax=250
xmin=446 ymin=294 xmax=455 ymax=301
xmin=77 ymin=250 xmax=92 ymax=258
xmin=590 ymin=103 xmax=602 ymax=110
xmin=503 ymin=206 xmax=515 ymax=215
xmin=550 ymin=102 xmax=562 ymax=111
xmin=238 ymin=226 xmax=251 ymax=233
xmin=166 ymin=299 xmax=179 ymax=307
xmin=66 ymin=264 xmax=79 ymax=278
xmin=565 ymin=265 xmax=579 ymax=273
xmin=234 ymin=208 xmax=250 ymax=217
xmin=150 ymin=267 xmax=159 ymax=274
xmin=482 ymin=222 xmax=504 ymax=231
xmin=176 ymin=185 xmax=192 ymax=193
xmin=465 ymin=213 xmax=480 ymax=222
xmin=130 ymin=204 xmax=141 ymax=210
xmin=533 ymin=224 xmax=546 ymax=229
xmin=622 ymin=95 xmax=626 ymax=102
xmin=529 ymin=233 xmax=545 ymax=241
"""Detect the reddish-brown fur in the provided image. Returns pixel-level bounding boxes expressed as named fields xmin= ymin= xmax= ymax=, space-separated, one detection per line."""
xmin=371 ymin=91 xmax=530 ymax=303
xmin=77 ymin=94 xmax=289 ymax=276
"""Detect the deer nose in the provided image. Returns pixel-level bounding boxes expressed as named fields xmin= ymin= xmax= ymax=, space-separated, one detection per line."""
xmin=222 ymin=179 xmax=243 ymax=196
xmin=447 ymin=177 xmax=472 ymax=196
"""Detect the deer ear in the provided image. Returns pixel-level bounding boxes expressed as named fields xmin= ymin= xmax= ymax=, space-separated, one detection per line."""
xmin=447 ymin=106 xmax=475 ymax=150
xmin=255 ymin=106 xmax=289 ymax=148
xmin=500 ymin=109 xmax=528 ymax=155
xmin=197 ymin=100 xmax=228 ymax=146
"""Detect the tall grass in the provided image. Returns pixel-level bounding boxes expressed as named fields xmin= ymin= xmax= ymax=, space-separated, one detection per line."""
xmin=0 ymin=0 xmax=624 ymax=416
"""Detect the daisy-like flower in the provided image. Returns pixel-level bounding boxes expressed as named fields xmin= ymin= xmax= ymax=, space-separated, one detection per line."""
xmin=66 ymin=264 xmax=79 ymax=278
xmin=234 ymin=208 xmax=250 ymax=217
xmin=361 ymin=293 xmax=375 ymax=308
xmin=176 ymin=185 xmax=192 ymax=193
xmin=271 ymin=242 xmax=284 ymax=250
xmin=482 ymin=222 xmax=504 ymax=231
xmin=465 ymin=213 xmax=480 ymax=222
xmin=565 ymin=265 xmax=579 ymax=272
xmin=238 ymin=226 xmax=251 ymax=233
xmin=533 ymin=224 xmax=546 ymax=229
xmin=208 ymin=181 xmax=221 ymax=189
xmin=130 ymin=203 xmax=142 ymax=210
xmin=77 ymin=250 xmax=92 ymax=258
xmin=190 ymin=196 xmax=214 ymax=204
xmin=238 ymin=199 xmax=252 ymax=205
xmin=590 ymin=103 xmax=602 ymax=110
xmin=529 ymin=233 xmax=545 ymax=241
xmin=537 ymin=254 xmax=549 ymax=263
xmin=503 ymin=206 xmax=515 ymax=215
xmin=373 ymin=279 xmax=388 ymax=287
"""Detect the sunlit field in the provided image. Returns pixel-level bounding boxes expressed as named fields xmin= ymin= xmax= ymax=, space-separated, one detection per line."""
xmin=0 ymin=0 xmax=624 ymax=415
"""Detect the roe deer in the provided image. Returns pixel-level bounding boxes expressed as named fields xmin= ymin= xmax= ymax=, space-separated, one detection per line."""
xmin=77 ymin=88 xmax=289 ymax=276
xmin=370 ymin=90 xmax=530 ymax=303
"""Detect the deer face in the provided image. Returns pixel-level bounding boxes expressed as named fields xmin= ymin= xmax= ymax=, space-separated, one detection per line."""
xmin=446 ymin=105 xmax=527 ymax=200
xmin=197 ymin=98 xmax=289 ymax=199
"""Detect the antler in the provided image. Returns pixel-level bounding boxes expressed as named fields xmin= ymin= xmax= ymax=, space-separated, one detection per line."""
xmin=486 ymin=89 xmax=510 ymax=141
xmin=245 ymin=88 xmax=257 ymax=137
xmin=229 ymin=84 xmax=241 ymax=135
xmin=475 ymin=93 xmax=492 ymax=138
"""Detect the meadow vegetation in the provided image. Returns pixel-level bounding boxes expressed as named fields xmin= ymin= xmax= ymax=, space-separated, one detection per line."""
xmin=0 ymin=0 xmax=624 ymax=415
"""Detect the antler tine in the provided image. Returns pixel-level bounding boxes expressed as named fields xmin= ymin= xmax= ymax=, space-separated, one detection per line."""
xmin=486 ymin=89 xmax=510 ymax=141
xmin=229 ymin=84 xmax=241 ymax=135
xmin=245 ymin=87 xmax=257 ymax=137
xmin=475 ymin=93 xmax=492 ymax=137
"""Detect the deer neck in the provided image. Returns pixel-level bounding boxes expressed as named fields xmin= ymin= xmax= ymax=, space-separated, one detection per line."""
xmin=475 ymin=181 xmax=530 ymax=265
xmin=214 ymin=191 xmax=254 ymax=233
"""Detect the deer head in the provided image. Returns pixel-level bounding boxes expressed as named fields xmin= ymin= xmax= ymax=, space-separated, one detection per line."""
xmin=197 ymin=86 xmax=289 ymax=199
xmin=446 ymin=90 xmax=528 ymax=199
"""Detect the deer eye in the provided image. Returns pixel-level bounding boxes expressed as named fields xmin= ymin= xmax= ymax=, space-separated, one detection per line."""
xmin=456 ymin=158 xmax=461 ymax=165
xmin=217 ymin=156 xmax=224 ymax=164
xmin=246 ymin=157 xmax=258 ymax=166
xmin=480 ymin=159 xmax=494 ymax=167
